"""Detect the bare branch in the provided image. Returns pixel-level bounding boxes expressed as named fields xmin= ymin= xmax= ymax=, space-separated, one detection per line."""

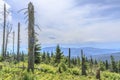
xmin=17 ymin=8 xmax=27 ymax=13
xmin=6 ymin=11 xmax=9 ymax=14
xmin=25 ymin=19 xmax=28 ymax=24
xmin=24 ymin=11 xmax=28 ymax=15
xmin=24 ymin=15 xmax=28 ymax=20
xmin=35 ymin=32 xmax=39 ymax=36
xmin=35 ymin=24 xmax=42 ymax=31
xmin=8 ymin=26 xmax=12 ymax=34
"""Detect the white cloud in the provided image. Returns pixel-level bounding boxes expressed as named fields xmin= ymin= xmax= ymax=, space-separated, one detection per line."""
xmin=0 ymin=0 xmax=11 ymax=23
xmin=3 ymin=0 xmax=120 ymax=49
xmin=0 ymin=0 xmax=12 ymax=51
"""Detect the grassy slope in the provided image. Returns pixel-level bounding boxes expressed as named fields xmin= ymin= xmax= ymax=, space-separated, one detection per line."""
xmin=0 ymin=62 xmax=120 ymax=80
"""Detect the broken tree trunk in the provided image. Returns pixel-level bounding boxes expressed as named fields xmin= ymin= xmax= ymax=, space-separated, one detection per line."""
xmin=81 ymin=49 xmax=87 ymax=75
xmin=96 ymin=69 xmax=101 ymax=80
xmin=13 ymin=31 xmax=15 ymax=59
xmin=27 ymin=2 xmax=35 ymax=72
xmin=68 ymin=48 xmax=71 ymax=68
xmin=17 ymin=22 xmax=20 ymax=62
xmin=2 ymin=4 xmax=6 ymax=58
xmin=4 ymin=25 xmax=12 ymax=56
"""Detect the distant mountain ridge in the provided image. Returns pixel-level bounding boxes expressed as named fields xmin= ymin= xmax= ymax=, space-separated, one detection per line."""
xmin=42 ymin=47 xmax=120 ymax=57
xmin=92 ymin=52 xmax=120 ymax=62
xmin=42 ymin=47 xmax=120 ymax=61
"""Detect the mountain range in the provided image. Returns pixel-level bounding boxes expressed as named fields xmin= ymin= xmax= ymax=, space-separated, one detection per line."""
xmin=42 ymin=47 xmax=120 ymax=61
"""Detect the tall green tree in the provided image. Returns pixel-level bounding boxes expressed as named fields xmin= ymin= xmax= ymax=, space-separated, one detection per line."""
xmin=94 ymin=59 xmax=98 ymax=65
xmin=90 ymin=56 xmax=93 ymax=73
xmin=34 ymin=38 xmax=41 ymax=64
xmin=105 ymin=60 xmax=109 ymax=70
xmin=21 ymin=51 xmax=24 ymax=61
xmin=77 ymin=56 xmax=80 ymax=67
xmin=55 ymin=44 xmax=63 ymax=64
xmin=117 ymin=60 xmax=120 ymax=73
xmin=110 ymin=55 xmax=117 ymax=72
xmin=46 ymin=52 xmax=50 ymax=64
xmin=42 ymin=51 xmax=46 ymax=62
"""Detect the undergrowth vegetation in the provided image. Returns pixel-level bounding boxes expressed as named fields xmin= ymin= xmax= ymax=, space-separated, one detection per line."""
xmin=0 ymin=62 xmax=119 ymax=80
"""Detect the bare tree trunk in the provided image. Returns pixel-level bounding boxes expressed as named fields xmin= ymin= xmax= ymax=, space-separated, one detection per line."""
xmin=17 ymin=23 xmax=20 ymax=62
xmin=68 ymin=48 xmax=71 ymax=68
xmin=4 ymin=32 xmax=8 ymax=56
xmin=81 ymin=50 xmax=87 ymax=75
xmin=2 ymin=4 xmax=6 ymax=58
xmin=4 ymin=24 xmax=12 ymax=58
xmin=27 ymin=2 xmax=35 ymax=72
xmin=13 ymin=31 xmax=15 ymax=59
xmin=96 ymin=69 xmax=101 ymax=80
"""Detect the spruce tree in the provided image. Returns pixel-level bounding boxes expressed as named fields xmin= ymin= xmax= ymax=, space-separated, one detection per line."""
xmin=95 ymin=59 xmax=98 ymax=65
xmin=46 ymin=52 xmax=50 ymax=63
xmin=77 ymin=56 xmax=80 ymax=67
xmin=55 ymin=44 xmax=63 ymax=64
xmin=90 ymin=56 xmax=93 ymax=73
xmin=117 ymin=60 xmax=120 ymax=73
xmin=34 ymin=38 xmax=41 ymax=64
xmin=51 ymin=51 xmax=54 ymax=57
xmin=42 ymin=51 xmax=46 ymax=63
xmin=105 ymin=60 xmax=109 ymax=70
xmin=21 ymin=51 xmax=24 ymax=61
xmin=110 ymin=55 xmax=117 ymax=72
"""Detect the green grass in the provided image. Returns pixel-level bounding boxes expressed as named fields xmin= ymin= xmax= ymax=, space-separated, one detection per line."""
xmin=0 ymin=62 xmax=119 ymax=80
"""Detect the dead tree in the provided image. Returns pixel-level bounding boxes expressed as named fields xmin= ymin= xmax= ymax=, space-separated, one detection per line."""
xmin=81 ymin=49 xmax=87 ymax=75
xmin=68 ymin=48 xmax=71 ymax=68
xmin=4 ymin=23 xmax=12 ymax=56
xmin=96 ymin=69 xmax=101 ymax=80
xmin=13 ymin=31 xmax=15 ymax=59
xmin=17 ymin=22 xmax=20 ymax=62
xmin=18 ymin=2 xmax=39 ymax=72
xmin=2 ymin=4 xmax=6 ymax=58
xmin=27 ymin=2 xmax=35 ymax=72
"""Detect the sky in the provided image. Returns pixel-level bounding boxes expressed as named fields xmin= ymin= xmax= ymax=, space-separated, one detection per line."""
xmin=0 ymin=0 xmax=120 ymax=52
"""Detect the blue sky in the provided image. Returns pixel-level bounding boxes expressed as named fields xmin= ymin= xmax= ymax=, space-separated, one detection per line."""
xmin=0 ymin=0 xmax=120 ymax=52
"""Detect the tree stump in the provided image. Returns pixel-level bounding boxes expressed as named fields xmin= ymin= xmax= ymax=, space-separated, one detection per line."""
xmin=96 ymin=69 xmax=100 ymax=80
xmin=0 ymin=65 xmax=2 ymax=70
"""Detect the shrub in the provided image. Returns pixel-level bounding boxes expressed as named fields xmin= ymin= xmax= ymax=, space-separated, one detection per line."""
xmin=40 ymin=64 xmax=55 ymax=74
xmin=0 ymin=57 xmax=4 ymax=62
xmin=22 ymin=71 xmax=34 ymax=80
xmin=58 ymin=62 xmax=67 ymax=73
xmin=71 ymin=68 xmax=79 ymax=75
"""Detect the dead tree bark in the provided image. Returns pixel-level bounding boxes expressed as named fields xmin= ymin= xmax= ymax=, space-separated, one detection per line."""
xmin=81 ymin=49 xmax=87 ymax=75
xmin=13 ymin=31 xmax=15 ymax=59
xmin=68 ymin=48 xmax=71 ymax=68
xmin=17 ymin=22 xmax=20 ymax=62
xmin=27 ymin=2 xmax=35 ymax=72
xmin=96 ymin=69 xmax=101 ymax=80
xmin=4 ymin=24 xmax=12 ymax=56
xmin=2 ymin=4 xmax=6 ymax=58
